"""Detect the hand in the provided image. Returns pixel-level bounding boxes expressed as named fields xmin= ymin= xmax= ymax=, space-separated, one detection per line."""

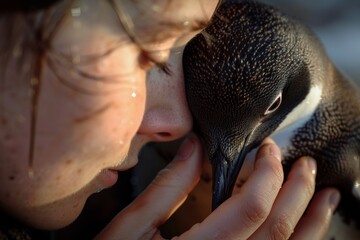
xmin=95 ymin=136 xmax=340 ymax=240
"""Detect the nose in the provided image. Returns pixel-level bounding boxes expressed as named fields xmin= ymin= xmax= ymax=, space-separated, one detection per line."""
xmin=137 ymin=48 xmax=193 ymax=142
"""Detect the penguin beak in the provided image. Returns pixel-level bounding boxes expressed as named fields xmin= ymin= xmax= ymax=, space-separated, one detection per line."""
xmin=211 ymin=139 xmax=250 ymax=210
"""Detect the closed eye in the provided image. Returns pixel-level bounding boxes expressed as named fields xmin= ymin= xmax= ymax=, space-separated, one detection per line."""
xmin=264 ymin=92 xmax=282 ymax=115
xmin=139 ymin=50 xmax=171 ymax=75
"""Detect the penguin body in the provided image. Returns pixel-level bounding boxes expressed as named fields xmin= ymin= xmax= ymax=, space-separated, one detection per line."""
xmin=183 ymin=0 xmax=360 ymax=233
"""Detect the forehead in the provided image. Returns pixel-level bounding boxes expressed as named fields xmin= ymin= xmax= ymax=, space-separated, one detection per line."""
xmin=50 ymin=0 xmax=219 ymax=55
xmin=117 ymin=0 xmax=220 ymax=43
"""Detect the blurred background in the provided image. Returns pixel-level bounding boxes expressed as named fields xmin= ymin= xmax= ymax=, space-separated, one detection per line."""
xmin=260 ymin=0 xmax=360 ymax=84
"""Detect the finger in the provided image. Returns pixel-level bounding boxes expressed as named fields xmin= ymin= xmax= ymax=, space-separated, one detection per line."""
xmin=181 ymin=140 xmax=284 ymax=240
xmin=95 ymin=134 xmax=203 ymax=240
xmin=249 ymin=156 xmax=317 ymax=240
xmin=290 ymin=188 xmax=340 ymax=240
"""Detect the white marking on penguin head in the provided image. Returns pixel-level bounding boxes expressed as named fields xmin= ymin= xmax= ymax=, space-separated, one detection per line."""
xmin=271 ymin=84 xmax=323 ymax=153
xmin=274 ymin=84 xmax=322 ymax=134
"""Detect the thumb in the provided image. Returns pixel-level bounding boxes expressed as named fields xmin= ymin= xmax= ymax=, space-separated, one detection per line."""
xmin=96 ymin=135 xmax=203 ymax=240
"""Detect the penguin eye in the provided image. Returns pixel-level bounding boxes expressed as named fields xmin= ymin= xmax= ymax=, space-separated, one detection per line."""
xmin=264 ymin=93 xmax=282 ymax=115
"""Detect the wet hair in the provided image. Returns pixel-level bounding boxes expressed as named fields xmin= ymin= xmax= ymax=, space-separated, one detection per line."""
xmin=0 ymin=0 xmax=217 ymax=176
xmin=1 ymin=0 xmax=76 ymax=176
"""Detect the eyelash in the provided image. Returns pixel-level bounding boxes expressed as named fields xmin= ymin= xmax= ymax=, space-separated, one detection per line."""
xmin=139 ymin=50 xmax=171 ymax=75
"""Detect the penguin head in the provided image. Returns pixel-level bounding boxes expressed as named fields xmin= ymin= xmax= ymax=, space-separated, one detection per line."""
xmin=183 ymin=0 xmax=326 ymax=210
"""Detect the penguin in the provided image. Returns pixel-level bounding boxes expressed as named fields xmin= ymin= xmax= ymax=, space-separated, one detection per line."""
xmin=183 ymin=0 xmax=360 ymax=230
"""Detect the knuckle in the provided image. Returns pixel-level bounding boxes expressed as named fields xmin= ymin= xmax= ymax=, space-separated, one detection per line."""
xmin=297 ymin=171 xmax=315 ymax=198
xmin=260 ymin=152 xmax=284 ymax=179
xmin=244 ymin=196 xmax=270 ymax=225
xmin=269 ymin=160 xmax=284 ymax=184
xmin=270 ymin=214 xmax=294 ymax=240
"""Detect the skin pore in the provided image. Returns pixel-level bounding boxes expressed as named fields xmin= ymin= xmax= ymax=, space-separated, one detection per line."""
xmin=0 ymin=0 xmax=219 ymax=229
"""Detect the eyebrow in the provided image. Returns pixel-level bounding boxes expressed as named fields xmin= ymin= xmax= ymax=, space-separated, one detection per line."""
xmin=139 ymin=16 xmax=210 ymax=46
xmin=158 ymin=17 xmax=210 ymax=33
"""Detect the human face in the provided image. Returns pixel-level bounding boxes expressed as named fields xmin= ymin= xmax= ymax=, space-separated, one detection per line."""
xmin=0 ymin=0 xmax=219 ymax=229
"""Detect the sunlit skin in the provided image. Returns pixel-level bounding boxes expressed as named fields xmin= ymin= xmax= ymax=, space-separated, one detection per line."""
xmin=0 ymin=0 xmax=342 ymax=239
xmin=0 ymin=0 xmax=218 ymax=229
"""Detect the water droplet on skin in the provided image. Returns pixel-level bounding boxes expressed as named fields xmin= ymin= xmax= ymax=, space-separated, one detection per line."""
xmin=131 ymin=92 xmax=137 ymax=98
xmin=183 ymin=21 xmax=190 ymax=26
xmin=151 ymin=4 xmax=162 ymax=12
xmin=30 ymin=77 xmax=39 ymax=86
xmin=353 ymin=181 xmax=360 ymax=200
xmin=28 ymin=168 xmax=34 ymax=179
xmin=71 ymin=7 xmax=82 ymax=17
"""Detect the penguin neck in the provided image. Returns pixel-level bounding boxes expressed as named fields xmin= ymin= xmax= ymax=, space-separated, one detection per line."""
xmin=271 ymin=84 xmax=323 ymax=152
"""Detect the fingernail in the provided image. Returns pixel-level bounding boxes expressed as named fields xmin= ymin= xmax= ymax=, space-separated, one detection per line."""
xmin=175 ymin=136 xmax=195 ymax=161
xmin=269 ymin=144 xmax=281 ymax=162
xmin=307 ymin=157 xmax=317 ymax=175
xmin=329 ymin=190 xmax=341 ymax=212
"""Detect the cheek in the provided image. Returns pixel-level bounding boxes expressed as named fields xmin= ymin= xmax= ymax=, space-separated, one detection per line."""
xmin=29 ymin=63 xmax=146 ymax=202
xmin=37 ymin=42 xmax=146 ymax=162
xmin=0 ymin=56 xmax=147 ymax=208
xmin=0 ymin=13 xmax=148 ymax=225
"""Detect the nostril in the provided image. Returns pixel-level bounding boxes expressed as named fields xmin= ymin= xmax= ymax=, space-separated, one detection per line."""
xmin=157 ymin=132 xmax=172 ymax=138
xmin=153 ymin=132 xmax=174 ymax=141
